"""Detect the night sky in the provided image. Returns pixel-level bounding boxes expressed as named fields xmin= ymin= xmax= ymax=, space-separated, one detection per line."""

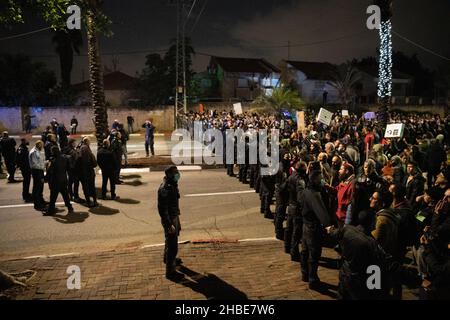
xmin=1 ymin=0 xmax=449 ymax=84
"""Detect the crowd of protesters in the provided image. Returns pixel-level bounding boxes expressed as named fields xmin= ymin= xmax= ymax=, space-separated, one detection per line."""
xmin=179 ymin=108 xmax=450 ymax=300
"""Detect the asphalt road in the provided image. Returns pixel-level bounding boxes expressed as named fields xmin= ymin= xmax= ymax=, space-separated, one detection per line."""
xmin=0 ymin=169 xmax=275 ymax=260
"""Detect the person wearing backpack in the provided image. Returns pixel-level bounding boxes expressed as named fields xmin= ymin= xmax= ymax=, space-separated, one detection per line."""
xmin=326 ymin=210 xmax=391 ymax=300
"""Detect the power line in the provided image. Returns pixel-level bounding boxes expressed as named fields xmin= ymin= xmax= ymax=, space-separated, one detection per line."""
xmin=0 ymin=26 xmax=52 ymax=41
xmin=189 ymin=0 xmax=208 ymax=34
xmin=392 ymin=30 xmax=450 ymax=62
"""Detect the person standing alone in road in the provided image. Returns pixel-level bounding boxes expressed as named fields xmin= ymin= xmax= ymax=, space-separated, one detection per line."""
xmin=158 ymin=166 xmax=184 ymax=280
xmin=142 ymin=120 xmax=155 ymax=157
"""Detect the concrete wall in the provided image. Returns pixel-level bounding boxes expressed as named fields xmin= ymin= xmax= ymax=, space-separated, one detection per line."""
xmin=0 ymin=106 xmax=175 ymax=134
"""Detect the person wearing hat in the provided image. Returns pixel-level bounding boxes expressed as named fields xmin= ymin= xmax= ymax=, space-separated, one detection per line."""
xmin=16 ymin=138 xmax=32 ymax=202
xmin=0 ymin=131 xmax=17 ymax=183
xmin=158 ymin=166 xmax=184 ymax=280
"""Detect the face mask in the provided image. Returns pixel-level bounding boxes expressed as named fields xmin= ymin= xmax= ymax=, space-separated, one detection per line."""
xmin=174 ymin=173 xmax=181 ymax=182
xmin=320 ymin=179 xmax=326 ymax=187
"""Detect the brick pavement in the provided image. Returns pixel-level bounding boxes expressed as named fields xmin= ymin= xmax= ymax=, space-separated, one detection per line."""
xmin=0 ymin=240 xmax=420 ymax=300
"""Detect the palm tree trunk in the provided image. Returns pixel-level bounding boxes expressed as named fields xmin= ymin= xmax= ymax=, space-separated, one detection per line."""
xmin=86 ymin=7 xmax=108 ymax=145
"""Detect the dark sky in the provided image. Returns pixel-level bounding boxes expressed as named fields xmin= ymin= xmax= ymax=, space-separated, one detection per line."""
xmin=1 ymin=0 xmax=449 ymax=84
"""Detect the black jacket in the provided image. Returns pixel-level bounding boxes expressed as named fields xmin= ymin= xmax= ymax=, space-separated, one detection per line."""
xmin=46 ymin=155 xmax=68 ymax=186
xmin=0 ymin=137 xmax=16 ymax=159
xmin=97 ymin=147 xmax=117 ymax=173
xmin=16 ymin=143 xmax=30 ymax=171
xmin=426 ymin=142 xmax=446 ymax=173
xmin=301 ymin=186 xmax=331 ymax=226
xmin=157 ymin=178 xmax=180 ymax=229
xmin=286 ymin=171 xmax=306 ymax=216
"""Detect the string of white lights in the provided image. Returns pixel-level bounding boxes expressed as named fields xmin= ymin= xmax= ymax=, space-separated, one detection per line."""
xmin=377 ymin=20 xmax=392 ymax=98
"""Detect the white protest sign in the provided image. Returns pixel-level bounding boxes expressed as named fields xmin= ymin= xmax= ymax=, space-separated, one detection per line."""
xmin=317 ymin=108 xmax=333 ymax=126
xmin=384 ymin=123 xmax=405 ymax=138
xmin=364 ymin=112 xmax=376 ymax=120
xmin=342 ymin=110 xmax=349 ymax=117
xmin=233 ymin=102 xmax=243 ymax=115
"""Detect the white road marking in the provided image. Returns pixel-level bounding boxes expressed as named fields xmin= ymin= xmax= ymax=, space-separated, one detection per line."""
xmin=184 ymin=190 xmax=254 ymax=197
xmin=239 ymin=237 xmax=277 ymax=242
xmin=0 ymin=202 xmax=66 ymax=210
xmin=99 ymin=168 xmax=149 ymax=174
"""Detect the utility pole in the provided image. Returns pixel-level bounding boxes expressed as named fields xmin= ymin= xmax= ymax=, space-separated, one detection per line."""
xmin=172 ymin=0 xmax=193 ymax=128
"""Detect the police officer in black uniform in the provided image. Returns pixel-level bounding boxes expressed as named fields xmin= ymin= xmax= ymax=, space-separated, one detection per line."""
xmin=274 ymin=157 xmax=289 ymax=240
xmin=260 ymin=164 xmax=276 ymax=219
xmin=15 ymin=138 xmax=32 ymax=200
xmin=97 ymin=139 xmax=117 ymax=200
xmin=158 ymin=166 xmax=184 ymax=280
xmin=44 ymin=146 xmax=74 ymax=216
xmin=300 ymin=169 xmax=332 ymax=290
xmin=16 ymin=138 xmax=32 ymax=202
xmin=0 ymin=131 xmax=17 ymax=183
xmin=284 ymin=161 xmax=307 ymax=261
xmin=109 ymin=130 xmax=123 ymax=184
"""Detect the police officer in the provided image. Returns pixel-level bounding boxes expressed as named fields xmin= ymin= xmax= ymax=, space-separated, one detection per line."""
xmin=142 ymin=120 xmax=155 ymax=157
xmin=284 ymin=161 xmax=307 ymax=262
xmin=79 ymin=137 xmax=98 ymax=207
xmin=97 ymin=139 xmax=117 ymax=200
xmin=238 ymin=136 xmax=250 ymax=184
xmin=109 ymin=130 xmax=123 ymax=184
xmin=62 ymin=139 xmax=80 ymax=202
xmin=0 ymin=131 xmax=17 ymax=183
xmin=300 ymin=169 xmax=332 ymax=289
xmin=274 ymin=158 xmax=289 ymax=241
xmin=44 ymin=146 xmax=73 ymax=216
xmin=158 ymin=166 xmax=184 ymax=280
xmin=16 ymin=138 xmax=32 ymax=202
xmin=260 ymin=164 xmax=276 ymax=219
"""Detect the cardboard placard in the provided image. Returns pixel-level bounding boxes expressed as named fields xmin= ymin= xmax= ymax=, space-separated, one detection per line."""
xmin=364 ymin=112 xmax=376 ymax=120
xmin=342 ymin=110 xmax=349 ymax=117
xmin=296 ymin=111 xmax=305 ymax=131
xmin=384 ymin=123 xmax=405 ymax=138
xmin=233 ymin=102 xmax=243 ymax=115
xmin=317 ymin=108 xmax=333 ymax=126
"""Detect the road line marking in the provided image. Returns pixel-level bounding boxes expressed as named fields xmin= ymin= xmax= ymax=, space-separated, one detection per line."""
xmin=184 ymin=190 xmax=254 ymax=197
xmin=238 ymin=237 xmax=277 ymax=242
xmin=99 ymin=168 xmax=149 ymax=174
xmin=48 ymin=252 xmax=78 ymax=258
xmin=22 ymin=255 xmax=46 ymax=259
xmin=0 ymin=202 xmax=66 ymax=210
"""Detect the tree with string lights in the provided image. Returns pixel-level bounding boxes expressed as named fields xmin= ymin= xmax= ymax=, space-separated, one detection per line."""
xmin=375 ymin=0 xmax=393 ymax=126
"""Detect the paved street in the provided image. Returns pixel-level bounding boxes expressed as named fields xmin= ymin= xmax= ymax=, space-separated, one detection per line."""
xmin=0 ymin=169 xmax=274 ymax=260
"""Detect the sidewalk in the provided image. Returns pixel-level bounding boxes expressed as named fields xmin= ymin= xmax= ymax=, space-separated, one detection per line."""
xmin=0 ymin=240 xmax=419 ymax=300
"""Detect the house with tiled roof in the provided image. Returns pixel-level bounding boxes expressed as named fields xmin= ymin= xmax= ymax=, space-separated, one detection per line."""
xmin=205 ymin=56 xmax=281 ymax=101
xmin=72 ymin=71 xmax=138 ymax=106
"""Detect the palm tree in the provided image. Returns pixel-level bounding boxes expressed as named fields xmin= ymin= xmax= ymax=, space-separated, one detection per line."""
xmin=1 ymin=0 xmax=111 ymax=145
xmin=85 ymin=0 xmax=108 ymax=144
xmin=252 ymin=85 xmax=305 ymax=113
xmin=52 ymin=29 xmax=82 ymax=86
xmin=329 ymin=62 xmax=361 ymax=108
